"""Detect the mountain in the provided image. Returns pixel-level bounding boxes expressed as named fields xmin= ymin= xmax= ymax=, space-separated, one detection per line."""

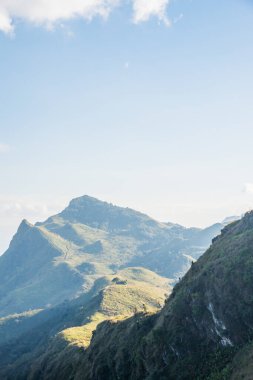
xmin=0 ymin=195 xmax=224 ymax=317
xmin=9 ymin=210 xmax=252 ymax=380
xmin=0 ymin=267 xmax=171 ymax=379
xmin=1 ymin=210 xmax=252 ymax=379
xmin=62 ymin=210 xmax=253 ymax=380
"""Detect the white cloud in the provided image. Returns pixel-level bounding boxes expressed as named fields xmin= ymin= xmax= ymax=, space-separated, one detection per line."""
xmin=244 ymin=183 xmax=253 ymax=194
xmin=0 ymin=0 xmax=170 ymax=34
xmin=0 ymin=143 xmax=10 ymax=153
xmin=132 ymin=0 xmax=170 ymax=25
xmin=0 ymin=9 xmax=13 ymax=33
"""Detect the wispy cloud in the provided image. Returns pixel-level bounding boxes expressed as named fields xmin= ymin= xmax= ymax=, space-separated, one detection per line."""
xmin=0 ymin=0 xmax=170 ymax=34
xmin=0 ymin=143 xmax=10 ymax=153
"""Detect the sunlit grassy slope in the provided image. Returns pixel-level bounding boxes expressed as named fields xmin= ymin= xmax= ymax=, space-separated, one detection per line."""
xmin=22 ymin=211 xmax=253 ymax=380
xmin=72 ymin=211 xmax=253 ymax=380
xmin=0 ymin=267 xmax=171 ymax=379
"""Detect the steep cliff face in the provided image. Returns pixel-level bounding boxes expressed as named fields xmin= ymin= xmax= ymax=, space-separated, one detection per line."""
xmin=72 ymin=211 xmax=253 ymax=380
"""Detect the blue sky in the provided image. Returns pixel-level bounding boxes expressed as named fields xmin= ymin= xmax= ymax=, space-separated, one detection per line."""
xmin=1 ymin=0 xmax=253 ymax=253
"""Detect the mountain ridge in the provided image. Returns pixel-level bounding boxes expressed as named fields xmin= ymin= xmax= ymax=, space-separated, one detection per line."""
xmin=0 ymin=195 xmax=226 ymax=317
xmin=74 ymin=211 xmax=253 ymax=380
xmin=1 ymin=210 xmax=252 ymax=379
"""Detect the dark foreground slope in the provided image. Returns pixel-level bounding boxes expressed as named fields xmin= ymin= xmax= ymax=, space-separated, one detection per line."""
xmin=0 ymin=195 xmax=223 ymax=317
xmin=30 ymin=210 xmax=253 ymax=380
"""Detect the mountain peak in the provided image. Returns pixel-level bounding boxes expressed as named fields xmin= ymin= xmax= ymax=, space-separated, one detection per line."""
xmin=56 ymin=195 xmax=155 ymax=232
xmin=68 ymin=195 xmax=107 ymax=207
xmin=17 ymin=219 xmax=33 ymax=234
xmin=63 ymin=195 xmax=120 ymax=217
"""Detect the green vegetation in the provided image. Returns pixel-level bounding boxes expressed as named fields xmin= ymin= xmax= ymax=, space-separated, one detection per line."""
xmin=0 ymin=267 xmax=171 ymax=379
xmin=27 ymin=210 xmax=253 ymax=380
xmin=1 ymin=195 xmax=246 ymax=379
xmin=0 ymin=195 xmax=223 ymax=317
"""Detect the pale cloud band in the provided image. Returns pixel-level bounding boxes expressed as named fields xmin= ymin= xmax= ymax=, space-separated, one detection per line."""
xmin=0 ymin=0 xmax=170 ymax=34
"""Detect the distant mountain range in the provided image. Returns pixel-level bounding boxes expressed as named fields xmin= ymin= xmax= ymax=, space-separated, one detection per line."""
xmin=0 ymin=195 xmax=227 ymax=317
